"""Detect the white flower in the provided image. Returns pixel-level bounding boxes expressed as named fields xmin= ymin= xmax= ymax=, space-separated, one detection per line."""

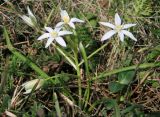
xmin=37 ymin=27 xmax=72 ymax=48
xmin=22 ymin=79 xmax=44 ymax=94
xmin=56 ymin=10 xmax=84 ymax=29
xmin=99 ymin=13 xmax=137 ymax=42
xmin=20 ymin=6 xmax=37 ymax=28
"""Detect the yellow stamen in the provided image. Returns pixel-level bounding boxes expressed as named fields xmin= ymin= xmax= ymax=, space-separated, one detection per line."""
xmin=51 ymin=31 xmax=58 ymax=38
xmin=63 ymin=16 xmax=70 ymax=23
xmin=115 ymin=25 xmax=123 ymax=32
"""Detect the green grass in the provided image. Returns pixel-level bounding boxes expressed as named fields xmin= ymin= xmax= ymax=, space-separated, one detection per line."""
xmin=0 ymin=0 xmax=160 ymax=116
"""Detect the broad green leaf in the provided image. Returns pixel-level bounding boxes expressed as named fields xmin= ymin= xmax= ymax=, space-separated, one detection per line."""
xmin=109 ymin=81 xmax=125 ymax=93
xmin=118 ymin=71 xmax=135 ymax=85
xmin=104 ymin=99 xmax=121 ymax=117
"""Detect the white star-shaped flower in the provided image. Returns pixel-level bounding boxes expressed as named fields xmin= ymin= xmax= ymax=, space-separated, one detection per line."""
xmin=56 ymin=10 xmax=84 ymax=29
xmin=37 ymin=27 xmax=72 ymax=48
xmin=99 ymin=13 xmax=137 ymax=42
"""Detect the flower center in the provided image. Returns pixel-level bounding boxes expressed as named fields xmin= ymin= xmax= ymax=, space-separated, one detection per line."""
xmin=63 ymin=16 xmax=70 ymax=23
xmin=51 ymin=31 xmax=58 ymax=38
xmin=115 ymin=25 xmax=123 ymax=32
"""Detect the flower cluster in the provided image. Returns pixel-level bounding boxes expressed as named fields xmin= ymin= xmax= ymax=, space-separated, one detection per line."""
xmin=20 ymin=8 xmax=138 ymax=94
xmin=21 ymin=7 xmax=137 ymax=48
xmin=38 ymin=10 xmax=84 ymax=48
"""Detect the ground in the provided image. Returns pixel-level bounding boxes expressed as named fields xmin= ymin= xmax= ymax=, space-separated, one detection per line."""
xmin=0 ymin=0 xmax=160 ymax=117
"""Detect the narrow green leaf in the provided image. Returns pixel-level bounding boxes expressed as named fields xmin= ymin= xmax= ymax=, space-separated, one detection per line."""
xmin=79 ymin=42 xmax=90 ymax=109
xmin=79 ymin=42 xmax=89 ymax=75
xmin=4 ymin=27 xmax=49 ymax=79
xmin=53 ymin=43 xmax=76 ymax=70
xmin=53 ymin=92 xmax=61 ymax=117
xmin=92 ymin=62 xmax=160 ymax=81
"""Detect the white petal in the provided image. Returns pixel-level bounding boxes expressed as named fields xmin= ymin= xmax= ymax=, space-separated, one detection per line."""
xmin=21 ymin=15 xmax=34 ymax=27
xmin=101 ymin=30 xmax=116 ymax=41
xmin=55 ymin=22 xmax=65 ymax=28
xmin=45 ymin=38 xmax=54 ymax=48
xmin=37 ymin=33 xmax=50 ymax=40
xmin=45 ymin=27 xmax=54 ymax=33
xmin=70 ymin=18 xmax=84 ymax=23
xmin=68 ymin=22 xmax=75 ymax=29
xmin=122 ymin=24 xmax=136 ymax=29
xmin=115 ymin=13 xmax=121 ymax=25
xmin=55 ymin=37 xmax=66 ymax=47
xmin=99 ymin=22 xmax=115 ymax=29
xmin=54 ymin=27 xmax=62 ymax=32
xmin=61 ymin=10 xmax=69 ymax=17
xmin=121 ymin=30 xmax=137 ymax=41
xmin=61 ymin=10 xmax=70 ymax=19
xmin=58 ymin=31 xmax=73 ymax=36
xmin=118 ymin=31 xmax=124 ymax=42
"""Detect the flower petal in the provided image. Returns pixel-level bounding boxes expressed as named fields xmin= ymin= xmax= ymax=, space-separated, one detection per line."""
xmin=122 ymin=24 xmax=136 ymax=29
xmin=55 ymin=22 xmax=65 ymax=28
xmin=99 ymin=22 xmax=115 ymax=29
xmin=70 ymin=18 xmax=84 ymax=23
xmin=118 ymin=31 xmax=124 ymax=42
xmin=54 ymin=27 xmax=62 ymax=32
xmin=68 ymin=21 xmax=75 ymax=29
xmin=101 ymin=30 xmax=116 ymax=41
xmin=61 ymin=10 xmax=69 ymax=17
xmin=55 ymin=37 xmax=66 ymax=47
xmin=121 ymin=30 xmax=137 ymax=41
xmin=37 ymin=33 xmax=50 ymax=40
xmin=115 ymin=13 xmax=121 ymax=25
xmin=45 ymin=27 xmax=54 ymax=33
xmin=61 ymin=10 xmax=70 ymax=20
xmin=45 ymin=37 xmax=54 ymax=48
xmin=58 ymin=31 xmax=73 ymax=36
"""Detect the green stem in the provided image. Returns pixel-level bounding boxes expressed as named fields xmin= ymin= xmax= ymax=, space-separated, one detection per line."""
xmin=72 ymin=29 xmax=82 ymax=107
xmin=4 ymin=27 xmax=49 ymax=79
xmin=72 ymin=29 xmax=78 ymax=45
xmin=92 ymin=62 xmax=160 ymax=81
xmin=52 ymin=43 xmax=76 ymax=70
xmin=79 ymin=42 xmax=90 ymax=109
xmin=79 ymin=42 xmax=109 ymax=66
xmin=73 ymin=50 xmax=82 ymax=108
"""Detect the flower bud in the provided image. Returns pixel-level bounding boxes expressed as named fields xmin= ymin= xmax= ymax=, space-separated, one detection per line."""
xmin=22 ymin=79 xmax=44 ymax=94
